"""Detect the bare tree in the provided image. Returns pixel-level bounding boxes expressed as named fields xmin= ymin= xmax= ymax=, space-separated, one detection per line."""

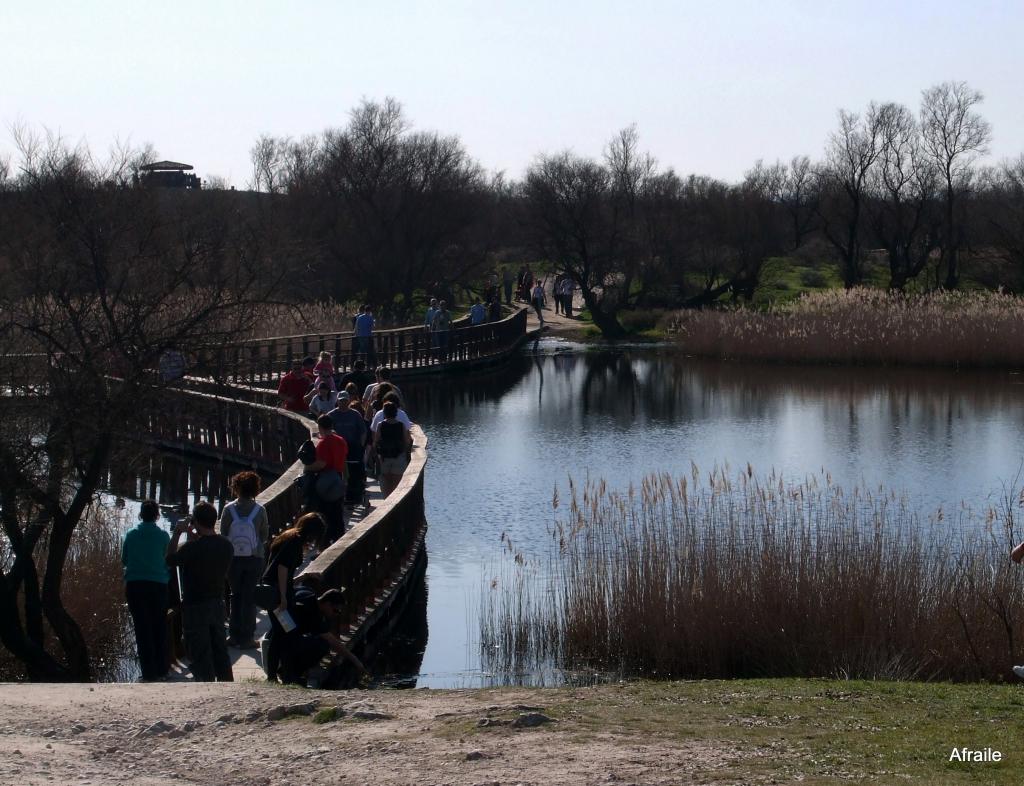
xmin=920 ymin=81 xmax=992 ymax=288
xmin=983 ymin=156 xmax=1024 ymax=281
xmin=0 ymin=134 xmax=279 ymax=680
xmin=864 ymin=102 xmax=939 ymax=290
xmin=817 ymin=106 xmax=885 ymax=287
xmin=251 ymin=99 xmax=489 ymax=313
xmin=780 ymin=156 xmax=818 ymax=251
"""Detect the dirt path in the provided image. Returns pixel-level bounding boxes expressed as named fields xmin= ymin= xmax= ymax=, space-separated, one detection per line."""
xmin=0 ymin=683 xmax=734 ymax=786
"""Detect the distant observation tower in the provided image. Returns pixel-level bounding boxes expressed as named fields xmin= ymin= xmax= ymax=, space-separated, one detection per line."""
xmin=136 ymin=160 xmax=201 ymax=189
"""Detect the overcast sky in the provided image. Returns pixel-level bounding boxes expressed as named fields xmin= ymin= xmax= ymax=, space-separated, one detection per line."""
xmin=2 ymin=0 xmax=1022 ymax=187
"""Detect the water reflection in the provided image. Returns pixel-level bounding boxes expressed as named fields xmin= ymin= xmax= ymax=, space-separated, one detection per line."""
xmin=402 ymin=345 xmax=1024 ymax=687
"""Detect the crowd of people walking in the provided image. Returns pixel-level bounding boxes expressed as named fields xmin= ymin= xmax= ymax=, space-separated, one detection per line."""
xmin=123 ymin=346 xmax=416 ymax=685
xmin=122 ymin=276 xmax=571 ymax=687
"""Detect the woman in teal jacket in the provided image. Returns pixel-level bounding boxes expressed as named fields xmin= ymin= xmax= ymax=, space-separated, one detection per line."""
xmin=122 ymin=500 xmax=171 ymax=681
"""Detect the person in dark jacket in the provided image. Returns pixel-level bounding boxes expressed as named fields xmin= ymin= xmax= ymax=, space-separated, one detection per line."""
xmin=166 ymin=501 xmax=235 ymax=682
xmin=122 ymin=499 xmax=170 ymax=681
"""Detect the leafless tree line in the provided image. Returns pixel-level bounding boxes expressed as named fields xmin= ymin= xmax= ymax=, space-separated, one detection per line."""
xmin=0 ymin=131 xmax=282 ymax=679
xmin=249 ymin=84 xmax=1021 ymax=338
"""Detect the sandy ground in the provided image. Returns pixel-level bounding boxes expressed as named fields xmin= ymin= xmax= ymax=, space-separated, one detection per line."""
xmin=0 ymin=683 xmax=737 ymax=786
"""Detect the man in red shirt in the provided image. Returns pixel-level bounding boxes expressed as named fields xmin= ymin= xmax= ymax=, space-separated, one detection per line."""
xmin=305 ymin=415 xmax=349 ymax=542
xmin=277 ymin=360 xmax=312 ymax=413
xmin=310 ymin=415 xmax=348 ymax=472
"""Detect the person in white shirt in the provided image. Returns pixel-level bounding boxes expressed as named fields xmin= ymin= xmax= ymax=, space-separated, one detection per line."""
xmin=369 ymin=392 xmax=412 ymax=433
xmin=306 ymin=382 xmax=338 ymax=417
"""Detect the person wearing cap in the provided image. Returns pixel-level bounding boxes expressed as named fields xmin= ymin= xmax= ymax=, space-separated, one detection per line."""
xmin=306 ymin=380 xmax=338 ymax=417
xmin=329 ymin=391 xmax=370 ymax=507
xmin=278 ymin=586 xmax=367 ymax=685
xmin=277 ymin=359 xmax=312 ymax=413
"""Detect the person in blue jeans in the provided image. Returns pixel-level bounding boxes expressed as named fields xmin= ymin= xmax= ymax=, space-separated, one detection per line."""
xmin=353 ymin=304 xmax=377 ymax=367
xmin=122 ymin=499 xmax=170 ymax=681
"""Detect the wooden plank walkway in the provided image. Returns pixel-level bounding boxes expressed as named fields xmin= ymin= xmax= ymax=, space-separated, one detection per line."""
xmin=167 ymin=477 xmax=386 ymax=683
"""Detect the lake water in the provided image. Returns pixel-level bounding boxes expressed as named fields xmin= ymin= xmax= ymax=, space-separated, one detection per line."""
xmin=403 ymin=339 xmax=1024 ymax=687
xmin=22 ymin=341 xmax=1023 ymax=685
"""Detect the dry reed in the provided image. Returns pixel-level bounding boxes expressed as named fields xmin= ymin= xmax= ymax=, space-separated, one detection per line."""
xmin=665 ymin=288 xmax=1024 ymax=367
xmin=481 ymin=468 xmax=1024 ymax=683
xmin=0 ymin=504 xmax=135 ymax=681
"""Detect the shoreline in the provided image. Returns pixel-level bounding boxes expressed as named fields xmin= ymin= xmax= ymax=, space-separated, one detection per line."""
xmin=2 ymin=679 xmax=1020 ymax=784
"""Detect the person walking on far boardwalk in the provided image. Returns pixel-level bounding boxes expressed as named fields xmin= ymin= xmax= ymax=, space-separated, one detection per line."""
xmin=431 ymin=300 xmax=453 ymax=361
xmin=354 ymin=305 xmax=376 ymax=367
xmin=502 ymin=267 xmax=515 ymax=305
xmin=531 ymin=279 xmax=546 ymax=326
xmin=560 ymin=275 xmax=575 ymax=319
xmin=122 ymin=499 xmax=170 ymax=681
xmin=220 ymin=472 xmax=268 ymax=650
xmin=166 ymin=501 xmax=235 ymax=682
xmin=521 ymin=265 xmax=534 ymax=302
xmin=470 ymin=298 xmax=486 ymax=325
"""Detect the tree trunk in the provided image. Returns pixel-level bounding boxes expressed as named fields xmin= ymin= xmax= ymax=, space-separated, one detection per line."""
xmin=943 ymin=186 xmax=959 ymax=289
xmin=0 ymin=572 xmax=72 ymax=680
xmin=578 ymin=286 xmax=626 ymax=339
xmin=42 ymin=512 xmax=92 ymax=680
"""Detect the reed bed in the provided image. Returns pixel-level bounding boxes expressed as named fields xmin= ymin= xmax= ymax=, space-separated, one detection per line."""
xmin=238 ymin=300 xmax=356 ymax=338
xmin=0 ymin=504 xmax=135 ymax=681
xmin=481 ymin=469 xmax=1024 ymax=683
xmin=665 ymin=288 xmax=1024 ymax=367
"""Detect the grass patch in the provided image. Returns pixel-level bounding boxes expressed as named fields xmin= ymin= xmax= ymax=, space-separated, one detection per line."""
xmin=543 ymin=679 xmax=1024 ymax=784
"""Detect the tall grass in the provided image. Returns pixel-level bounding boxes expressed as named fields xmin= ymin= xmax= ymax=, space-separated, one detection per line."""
xmin=481 ymin=468 xmax=1024 ymax=683
xmin=0 ymin=504 xmax=135 ymax=681
xmin=665 ymin=288 xmax=1024 ymax=366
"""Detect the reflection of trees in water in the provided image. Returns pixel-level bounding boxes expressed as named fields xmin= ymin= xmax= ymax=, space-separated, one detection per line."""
xmin=402 ymin=357 xmax=533 ymax=422
xmin=409 ymin=348 xmax=1023 ymax=437
xmin=575 ymin=351 xmax=1024 ymax=428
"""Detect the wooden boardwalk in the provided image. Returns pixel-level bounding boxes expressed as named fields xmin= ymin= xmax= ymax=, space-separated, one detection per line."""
xmin=168 ymin=480 xmax=386 ymax=683
xmin=157 ymin=306 xmax=529 ymax=686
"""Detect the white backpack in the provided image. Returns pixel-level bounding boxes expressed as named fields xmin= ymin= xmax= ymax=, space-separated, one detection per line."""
xmin=227 ymin=503 xmax=263 ymax=557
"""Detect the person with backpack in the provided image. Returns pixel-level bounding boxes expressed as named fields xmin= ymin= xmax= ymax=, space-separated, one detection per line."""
xmin=220 ymin=471 xmax=269 ymax=649
xmin=372 ymin=401 xmax=413 ymax=498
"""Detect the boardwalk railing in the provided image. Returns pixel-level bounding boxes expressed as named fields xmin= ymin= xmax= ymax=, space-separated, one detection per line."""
xmin=197 ymin=307 xmax=528 ymax=384
xmin=152 ymin=384 xmax=428 ymax=675
xmin=300 ymin=426 xmax=428 ymax=635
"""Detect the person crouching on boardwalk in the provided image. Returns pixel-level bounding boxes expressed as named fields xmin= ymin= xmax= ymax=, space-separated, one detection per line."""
xmin=166 ymin=501 xmax=235 ymax=682
xmin=278 ymin=587 xmax=367 ymax=686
